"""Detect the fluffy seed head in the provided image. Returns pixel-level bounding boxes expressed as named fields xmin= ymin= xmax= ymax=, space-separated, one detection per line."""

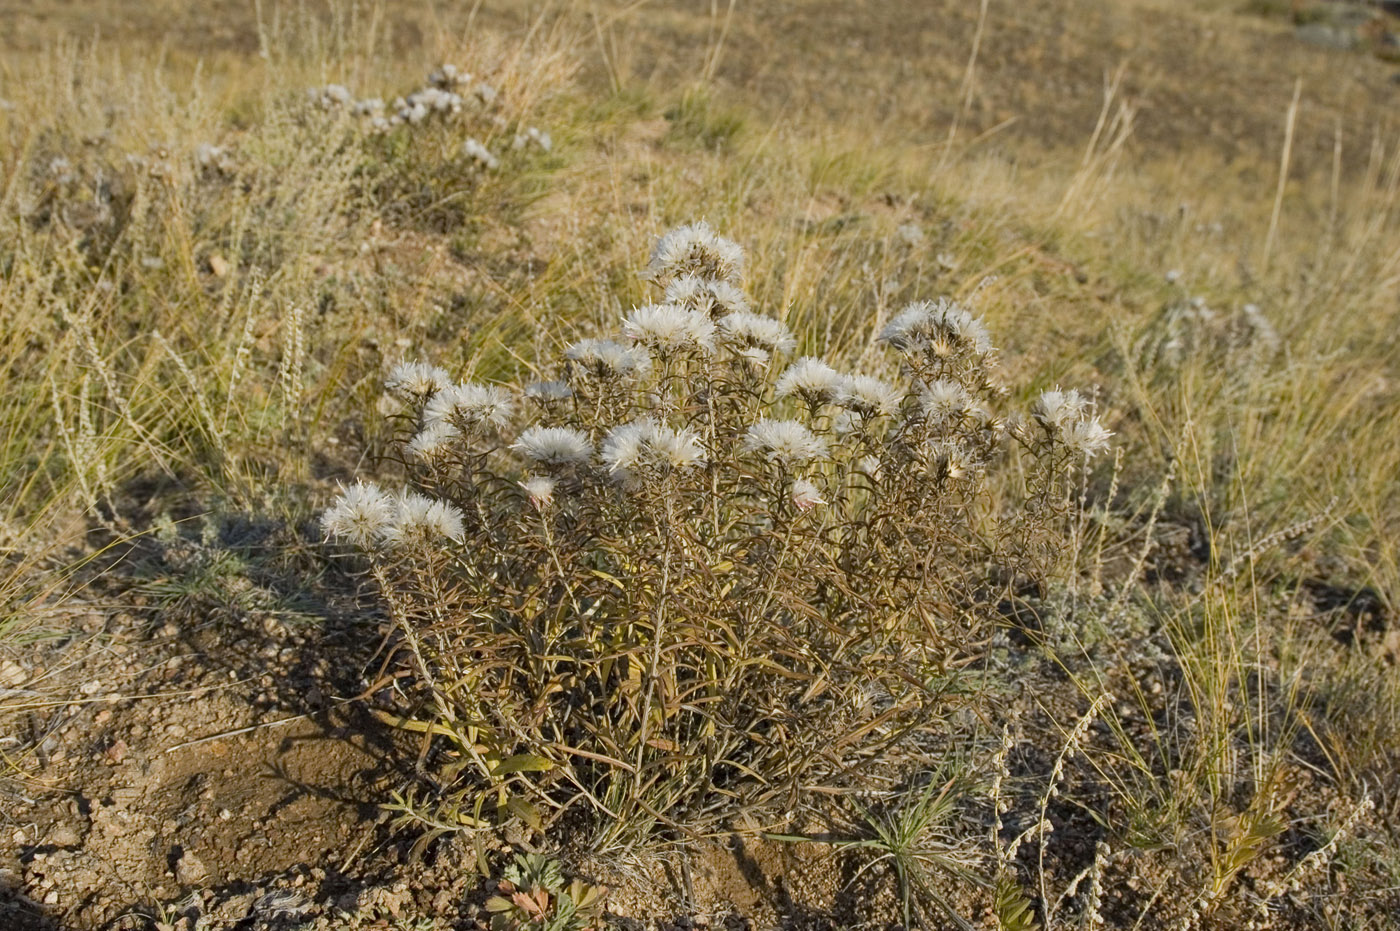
xmin=462 ymin=138 xmax=499 ymax=170
xmin=837 ymin=374 xmax=903 ymax=418
xmin=922 ymin=439 xmax=976 ymax=482
xmin=622 ymin=303 xmax=717 ymax=356
xmin=743 ymin=419 xmax=828 ymax=465
xmin=424 ymin=383 xmax=515 ymax=431
xmin=718 ymin=312 xmax=796 ymax=355
xmin=524 ymin=379 xmax=572 ymax=403
xmin=791 ymin=479 xmax=826 ymax=511
xmin=880 ymin=298 xmax=993 ymax=357
xmin=1030 ymin=388 xmax=1088 ymax=433
xmin=320 ymin=481 xmax=394 ymax=547
xmin=407 ymin=420 xmax=459 ymax=459
xmin=647 ymin=221 xmax=745 ymax=284
xmin=775 ymin=357 xmax=845 ymax=407
xmin=520 ymin=475 xmax=557 ymax=509
xmin=565 ymin=338 xmax=652 ymax=379
xmin=512 ymin=425 xmax=593 ymax=467
xmin=601 ymin=418 xmax=706 ymax=482
xmin=1063 ymin=418 xmax=1113 ymax=458
xmin=664 ymin=276 xmax=750 ymax=318
xmin=383 ymin=491 xmax=465 ymax=546
xmin=919 ymin=379 xmax=973 ymax=422
xmin=386 ymin=362 xmax=453 ymax=401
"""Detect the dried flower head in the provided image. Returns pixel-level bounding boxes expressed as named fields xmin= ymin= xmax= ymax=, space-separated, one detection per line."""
xmin=919 ymin=379 xmax=973 ymax=422
xmin=520 ymin=475 xmax=557 ymax=509
xmin=791 ymin=479 xmax=826 ymax=511
xmin=424 ymin=383 xmax=515 ymax=432
xmin=743 ymin=419 xmax=828 ymax=465
xmin=407 ymin=420 xmax=460 ymax=460
xmin=647 ymin=221 xmax=745 ymax=283
xmin=922 ymin=439 xmax=976 ymax=482
xmin=383 ymin=491 xmax=465 ymax=546
xmin=1063 ymin=418 xmax=1113 ymax=458
xmin=386 ymin=362 xmax=453 ymax=402
xmin=1030 ymin=388 xmax=1088 ymax=433
xmin=622 ymin=303 xmax=717 ymax=356
xmin=524 ymin=380 xmax=572 ymax=403
xmin=565 ymin=338 xmax=652 ymax=380
xmin=836 ymin=374 xmax=903 ymax=418
xmin=718 ymin=312 xmax=796 ymax=355
xmin=664 ymin=275 xmax=750 ymax=318
xmin=601 ymin=418 xmax=706 ymax=482
xmin=429 ymin=64 xmax=471 ymax=89
xmin=775 ymin=357 xmax=845 ymax=408
xmin=880 ymin=298 xmax=993 ymax=357
xmin=321 ymin=481 xmax=394 ymax=547
xmin=463 ymin=138 xmax=500 ymax=170
xmin=513 ymin=425 xmax=593 ymax=467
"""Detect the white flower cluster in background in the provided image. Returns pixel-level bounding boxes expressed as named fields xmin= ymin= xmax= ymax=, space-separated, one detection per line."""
xmin=304 ymin=64 xmax=551 ymax=166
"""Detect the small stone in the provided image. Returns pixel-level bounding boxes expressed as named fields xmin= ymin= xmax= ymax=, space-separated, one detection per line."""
xmin=0 ymin=659 xmax=25 ymax=687
xmin=49 ymin=825 xmax=81 ymax=847
xmin=208 ymin=254 xmax=230 ymax=277
xmin=175 ymin=849 xmax=208 ymax=885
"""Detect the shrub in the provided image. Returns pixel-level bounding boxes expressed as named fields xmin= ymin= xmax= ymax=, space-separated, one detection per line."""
xmin=321 ymin=221 xmax=1110 ymax=854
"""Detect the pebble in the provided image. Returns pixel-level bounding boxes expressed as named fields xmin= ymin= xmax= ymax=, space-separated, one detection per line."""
xmin=48 ymin=825 xmax=82 ymax=848
xmin=175 ymin=849 xmax=208 ymax=885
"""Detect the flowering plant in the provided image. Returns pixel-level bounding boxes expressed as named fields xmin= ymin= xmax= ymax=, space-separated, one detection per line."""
xmin=322 ymin=221 xmax=1110 ymax=851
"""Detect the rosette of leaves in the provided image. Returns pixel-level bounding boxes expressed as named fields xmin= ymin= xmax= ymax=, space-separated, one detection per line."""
xmin=485 ymin=853 xmax=607 ymax=931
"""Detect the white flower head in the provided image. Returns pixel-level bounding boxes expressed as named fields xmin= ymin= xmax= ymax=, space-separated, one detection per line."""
xmin=1030 ymin=388 xmax=1088 ymax=433
xmin=524 ymin=379 xmax=573 ymax=403
xmin=512 ymin=425 xmax=593 ymax=468
xmin=529 ymin=127 xmax=552 ymax=151
xmin=1063 ymin=417 xmax=1112 ymax=458
xmin=520 ymin=475 xmax=557 ymax=509
xmin=463 ymin=137 xmax=499 ymax=170
xmin=647 ymin=221 xmax=745 ymax=284
xmin=321 ymin=481 xmax=394 ymax=547
xmin=664 ymin=275 xmax=750 ymax=318
xmin=836 ymin=374 xmax=903 ymax=418
xmin=791 ymin=479 xmax=826 ymax=511
xmin=565 ymin=338 xmax=653 ymax=380
xmin=386 ymin=362 xmax=453 ymax=402
xmin=743 ymin=419 xmax=828 ymax=465
xmin=429 ymin=64 xmax=470 ymax=89
xmin=737 ymin=346 xmax=772 ymax=369
xmin=424 ymin=383 xmax=515 ymax=432
xmin=919 ymin=379 xmax=972 ymax=422
xmin=622 ymin=303 xmax=717 ymax=356
xmin=601 ymin=418 xmax=706 ymax=483
xmin=879 ymin=298 xmax=994 ymax=358
xmin=407 ymin=420 xmax=460 ymax=459
xmin=923 ymin=439 xmax=976 ymax=482
xmin=718 ymin=312 xmax=796 ymax=355
xmin=775 ymin=357 xmax=845 ymax=407
xmin=383 ymin=490 xmax=465 ymax=546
